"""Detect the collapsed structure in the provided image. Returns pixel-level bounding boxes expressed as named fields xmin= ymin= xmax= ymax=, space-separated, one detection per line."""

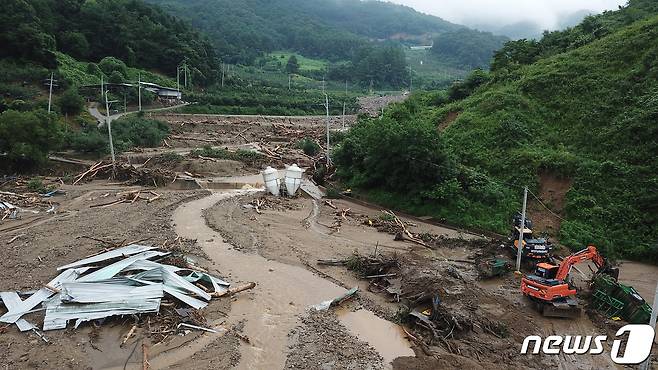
xmin=0 ymin=244 xmax=233 ymax=338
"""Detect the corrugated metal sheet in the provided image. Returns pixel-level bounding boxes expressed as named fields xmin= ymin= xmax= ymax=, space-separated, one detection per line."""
xmin=43 ymin=284 xmax=164 ymax=331
xmin=60 ymin=282 xmax=164 ymax=304
xmin=131 ymin=264 xmax=211 ymax=301
xmin=57 ymin=244 xmax=156 ymax=271
xmin=77 ymin=251 xmax=168 ymax=282
xmin=2 ymin=246 xmax=232 ymax=332
xmin=126 ymin=260 xmax=229 ymax=295
xmin=131 ymin=278 xmax=208 ymax=310
xmin=0 ymin=292 xmax=36 ymax=332
xmin=0 ymin=268 xmax=88 ymax=324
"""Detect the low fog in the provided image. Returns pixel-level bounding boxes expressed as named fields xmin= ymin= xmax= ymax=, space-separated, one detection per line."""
xmin=388 ymin=0 xmax=627 ymax=30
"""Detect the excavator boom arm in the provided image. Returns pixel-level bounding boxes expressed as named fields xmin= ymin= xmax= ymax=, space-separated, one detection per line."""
xmin=555 ymin=245 xmax=607 ymax=280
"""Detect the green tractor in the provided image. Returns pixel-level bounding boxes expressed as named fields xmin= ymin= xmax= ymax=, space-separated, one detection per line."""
xmin=478 ymin=258 xmax=512 ymax=279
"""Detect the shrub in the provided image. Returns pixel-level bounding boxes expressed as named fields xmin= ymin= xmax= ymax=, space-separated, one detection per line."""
xmin=296 ymin=138 xmax=320 ymax=156
xmin=161 ymin=151 xmax=183 ymax=163
xmin=68 ymin=128 xmax=108 ymax=154
xmin=111 ymin=117 xmax=170 ymax=148
xmin=99 ymin=57 xmax=128 ymax=78
xmin=27 ymin=178 xmax=54 ymax=194
xmin=191 ymin=146 xmax=264 ymax=164
xmin=57 ymin=88 xmax=85 ymax=116
xmin=0 ymin=110 xmax=64 ymax=171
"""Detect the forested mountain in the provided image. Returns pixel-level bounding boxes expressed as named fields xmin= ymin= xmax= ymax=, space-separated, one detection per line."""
xmin=335 ymin=0 xmax=658 ymax=262
xmin=492 ymin=0 xmax=658 ymax=71
xmin=147 ymin=0 xmax=462 ymax=64
xmin=431 ymin=29 xmax=509 ymax=69
xmin=1 ymin=0 xmax=219 ymax=84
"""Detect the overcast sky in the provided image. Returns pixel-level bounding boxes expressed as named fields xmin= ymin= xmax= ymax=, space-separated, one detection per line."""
xmin=387 ymin=0 xmax=628 ymax=29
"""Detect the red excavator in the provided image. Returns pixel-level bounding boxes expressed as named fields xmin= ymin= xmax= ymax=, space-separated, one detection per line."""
xmin=521 ymin=245 xmax=619 ymax=318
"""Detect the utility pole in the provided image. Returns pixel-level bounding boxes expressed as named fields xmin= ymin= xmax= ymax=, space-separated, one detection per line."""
xmin=177 ymin=66 xmax=180 ymax=92
xmin=138 ymin=73 xmax=142 ymax=112
xmin=515 ymin=186 xmax=528 ymax=273
xmin=184 ymin=61 xmax=188 ymax=88
xmin=342 ymin=80 xmax=347 ymax=129
xmin=324 ymin=92 xmax=330 ymax=165
xmin=289 ymin=74 xmax=292 ymax=91
xmin=47 ymin=72 xmax=55 ymax=113
xmin=639 ymin=282 xmax=658 ymax=370
xmin=103 ymin=86 xmax=116 ymax=173
xmin=221 ymin=62 xmax=225 ymax=88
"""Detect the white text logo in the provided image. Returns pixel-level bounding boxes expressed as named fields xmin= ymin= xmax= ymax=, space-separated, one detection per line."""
xmin=521 ymin=324 xmax=655 ymax=364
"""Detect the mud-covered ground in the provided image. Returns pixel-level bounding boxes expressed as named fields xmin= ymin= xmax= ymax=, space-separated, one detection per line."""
xmin=2 ymin=104 xmax=657 ymax=370
xmin=0 ymin=186 xmax=246 ymax=370
xmin=203 ymin=193 xmax=655 ymax=369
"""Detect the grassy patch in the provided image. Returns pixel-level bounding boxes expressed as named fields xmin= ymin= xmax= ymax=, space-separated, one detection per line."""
xmin=190 ymin=146 xmax=264 ymax=164
xmin=270 ymin=52 xmax=329 ymax=71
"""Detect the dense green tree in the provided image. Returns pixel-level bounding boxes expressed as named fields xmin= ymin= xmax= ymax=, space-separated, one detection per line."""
xmin=99 ymin=57 xmax=128 ymax=78
xmin=0 ymin=1 xmax=56 ymax=67
xmin=108 ymin=71 xmax=125 ymax=84
xmin=448 ymin=69 xmax=491 ymax=101
xmin=285 ymin=56 xmax=300 ymax=74
xmin=57 ymin=88 xmax=84 ymax=116
xmin=58 ymin=31 xmax=89 ymax=59
xmin=1 ymin=0 xmax=219 ymax=85
xmin=431 ymin=29 xmax=509 ymax=69
xmin=0 ymin=109 xmax=64 ymax=171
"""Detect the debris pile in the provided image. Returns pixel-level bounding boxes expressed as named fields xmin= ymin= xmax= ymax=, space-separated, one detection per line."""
xmin=357 ymin=94 xmax=407 ymax=117
xmin=89 ymin=189 xmax=162 ymax=208
xmin=0 ymin=190 xmax=59 ymax=221
xmin=73 ymin=161 xmax=175 ymax=187
xmin=321 ymin=250 xmax=513 ymax=358
xmin=360 ymin=211 xmax=430 ymax=248
xmin=244 ymin=196 xmax=301 ymax=214
xmin=319 ymin=253 xmax=401 ymax=300
xmin=0 ymin=244 xmax=254 ymax=341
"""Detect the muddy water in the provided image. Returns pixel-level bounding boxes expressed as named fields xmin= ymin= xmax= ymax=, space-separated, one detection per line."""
xmin=617 ymin=260 xmax=658 ymax=304
xmin=336 ymin=309 xmax=414 ymax=366
xmin=167 ymin=190 xmax=411 ymax=369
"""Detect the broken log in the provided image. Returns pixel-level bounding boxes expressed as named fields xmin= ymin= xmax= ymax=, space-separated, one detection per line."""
xmin=122 ymin=325 xmax=137 ymax=346
xmin=212 ymin=282 xmax=256 ymax=298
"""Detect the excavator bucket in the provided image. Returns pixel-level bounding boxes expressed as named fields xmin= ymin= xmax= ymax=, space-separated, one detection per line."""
xmin=600 ymin=266 xmax=620 ymax=281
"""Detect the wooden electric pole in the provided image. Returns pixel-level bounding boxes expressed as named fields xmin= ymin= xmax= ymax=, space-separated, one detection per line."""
xmin=515 ymin=186 xmax=528 ymax=273
xmin=47 ymin=73 xmax=55 ymax=113
xmin=138 ymin=73 xmax=142 ymax=112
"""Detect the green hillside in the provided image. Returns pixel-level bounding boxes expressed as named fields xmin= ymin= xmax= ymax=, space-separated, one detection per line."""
xmin=148 ymin=0 xmax=460 ymax=64
xmin=1 ymin=0 xmax=218 ymax=85
xmin=335 ymin=4 xmax=658 ymax=262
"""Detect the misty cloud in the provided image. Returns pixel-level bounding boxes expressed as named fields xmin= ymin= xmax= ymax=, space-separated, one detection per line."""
xmin=388 ymin=0 xmax=627 ymax=30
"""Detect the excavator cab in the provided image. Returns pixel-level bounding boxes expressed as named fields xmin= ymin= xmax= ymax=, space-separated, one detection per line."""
xmin=534 ymin=263 xmax=559 ymax=279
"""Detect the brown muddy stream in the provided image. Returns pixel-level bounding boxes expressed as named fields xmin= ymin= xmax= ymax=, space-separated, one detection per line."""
xmin=160 ymin=190 xmax=413 ymax=369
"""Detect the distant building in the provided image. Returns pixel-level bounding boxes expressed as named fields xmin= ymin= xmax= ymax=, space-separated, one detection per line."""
xmin=409 ymin=45 xmax=433 ymax=50
xmin=81 ymin=82 xmax=182 ymax=101
xmin=140 ymin=82 xmax=182 ymax=101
